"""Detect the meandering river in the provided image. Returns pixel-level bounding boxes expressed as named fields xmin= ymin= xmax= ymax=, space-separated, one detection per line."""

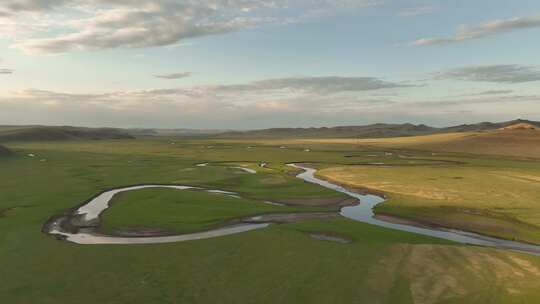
xmin=44 ymin=164 xmax=540 ymax=255
xmin=46 ymin=185 xmax=268 ymax=244
xmin=290 ymin=164 xmax=540 ymax=255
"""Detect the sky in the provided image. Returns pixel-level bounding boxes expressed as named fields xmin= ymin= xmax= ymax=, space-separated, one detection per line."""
xmin=1 ymin=0 xmax=540 ymax=129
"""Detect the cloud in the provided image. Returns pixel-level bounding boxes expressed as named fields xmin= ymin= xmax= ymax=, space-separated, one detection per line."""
xmin=412 ymin=15 xmax=540 ymax=46
xmin=469 ymin=90 xmax=514 ymax=96
xmin=398 ymin=5 xmax=436 ymax=17
xmin=2 ymin=0 xmax=382 ymax=54
xmin=221 ymin=76 xmax=413 ymax=94
xmin=12 ymin=3 xmax=262 ymax=54
xmin=405 ymin=94 xmax=540 ymax=114
xmin=0 ymin=68 xmax=14 ymax=74
xmin=430 ymin=95 xmax=539 ymax=106
xmin=2 ymin=76 xmax=409 ymax=102
xmin=434 ymin=65 xmax=540 ymax=83
xmin=3 ymin=76 xmax=539 ymax=128
xmin=0 ymin=75 xmax=412 ymax=127
xmin=154 ymin=72 xmax=192 ymax=80
xmin=0 ymin=0 xmax=67 ymax=14
xmin=3 ymin=86 xmax=537 ymax=129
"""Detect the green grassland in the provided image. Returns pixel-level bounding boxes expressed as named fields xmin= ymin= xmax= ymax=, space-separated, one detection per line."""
xmin=102 ymin=188 xmax=330 ymax=234
xmin=1 ymin=138 xmax=540 ymax=303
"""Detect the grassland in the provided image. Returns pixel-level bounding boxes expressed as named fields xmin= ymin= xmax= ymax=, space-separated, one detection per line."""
xmin=318 ymin=161 xmax=540 ymax=243
xmin=0 ymin=144 xmax=11 ymax=156
xmin=288 ymin=129 xmax=540 ymax=159
xmin=303 ymin=128 xmax=540 ymax=244
xmin=102 ymin=188 xmax=330 ymax=235
xmin=1 ymin=136 xmax=540 ymax=303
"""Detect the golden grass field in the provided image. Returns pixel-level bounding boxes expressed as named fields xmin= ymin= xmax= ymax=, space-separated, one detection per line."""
xmin=290 ymin=129 xmax=540 ymax=159
xmin=312 ymin=128 xmax=540 ymax=243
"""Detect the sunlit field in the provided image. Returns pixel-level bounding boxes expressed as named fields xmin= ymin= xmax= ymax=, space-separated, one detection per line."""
xmin=2 ymin=136 xmax=540 ymax=303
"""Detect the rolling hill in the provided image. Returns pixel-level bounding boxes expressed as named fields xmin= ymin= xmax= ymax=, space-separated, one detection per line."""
xmin=216 ymin=119 xmax=540 ymax=139
xmin=499 ymin=122 xmax=540 ymax=131
xmin=443 ymin=119 xmax=540 ymax=132
xmin=0 ymin=126 xmax=134 ymax=142
xmin=1 ymin=119 xmax=539 ymax=142
xmin=127 ymin=128 xmax=231 ymax=137
xmin=218 ymin=123 xmax=439 ymax=138
xmin=361 ymin=122 xmax=540 ymax=158
xmin=415 ymin=124 xmax=540 ymax=158
xmin=295 ymin=122 xmax=540 ymax=158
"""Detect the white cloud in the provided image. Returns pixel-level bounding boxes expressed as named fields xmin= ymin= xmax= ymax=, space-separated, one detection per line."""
xmin=0 ymin=0 xmax=67 ymax=13
xmin=468 ymin=90 xmax=514 ymax=96
xmin=1 ymin=0 xmax=382 ymax=54
xmin=398 ymin=5 xmax=436 ymax=17
xmin=3 ymin=84 xmax=538 ymax=129
xmin=0 ymin=68 xmax=14 ymax=74
xmin=2 ymin=75 xmax=539 ymax=128
xmin=218 ymin=76 xmax=412 ymax=94
xmin=0 ymin=75 xmax=410 ymax=127
xmin=413 ymin=15 xmax=540 ymax=46
xmin=155 ymin=72 xmax=192 ymax=80
xmin=434 ymin=65 xmax=540 ymax=83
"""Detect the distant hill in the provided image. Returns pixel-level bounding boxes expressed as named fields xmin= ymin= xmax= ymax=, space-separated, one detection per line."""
xmin=218 ymin=123 xmax=438 ymax=139
xmin=0 ymin=126 xmax=134 ymax=142
xmin=2 ymin=119 xmax=539 ymax=141
xmin=386 ymin=123 xmax=540 ymax=158
xmin=441 ymin=119 xmax=540 ymax=133
xmin=216 ymin=119 xmax=540 ymax=139
xmin=0 ymin=144 xmax=12 ymax=156
xmin=127 ymin=128 xmax=231 ymax=137
xmin=499 ymin=122 xmax=540 ymax=131
xmin=311 ymin=122 xmax=540 ymax=158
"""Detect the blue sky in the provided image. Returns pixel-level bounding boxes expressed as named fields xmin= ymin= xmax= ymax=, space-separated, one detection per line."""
xmin=1 ymin=0 xmax=540 ymax=129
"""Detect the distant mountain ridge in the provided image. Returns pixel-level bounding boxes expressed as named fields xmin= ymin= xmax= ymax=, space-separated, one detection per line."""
xmin=127 ymin=128 xmax=233 ymax=137
xmin=1 ymin=119 xmax=539 ymax=141
xmin=442 ymin=119 xmax=540 ymax=133
xmin=396 ymin=121 xmax=540 ymax=158
xmin=216 ymin=119 xmax=540 ymax=139
xmin=217 ymin=123 xmax=438 ymax=138
xmin=0 ymin=126 xmax=134 ymax=142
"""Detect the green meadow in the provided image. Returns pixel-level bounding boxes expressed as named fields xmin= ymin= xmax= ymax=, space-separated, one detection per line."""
xmin=1 ymin=138 xmax=540 ymax=303
xmin=102 ymin=188 xmax=331 ymax=235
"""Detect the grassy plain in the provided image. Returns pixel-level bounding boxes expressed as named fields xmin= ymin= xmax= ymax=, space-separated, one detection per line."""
xmin=1 ymin=137 xmax=540 ymax=303
xmin=303 ymin=129 xmax=540 ymax=243
xmin=102 ymin=188 xmax=330 ymax=234
xmin=319 ymin=161 xmax=540 ymax=243
xmin=287 ymin=129 xmax=540 ymax=159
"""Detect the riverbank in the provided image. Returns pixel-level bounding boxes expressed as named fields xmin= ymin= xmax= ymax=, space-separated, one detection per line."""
xmin=317 ymin=164 xmax=540 ymax=245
